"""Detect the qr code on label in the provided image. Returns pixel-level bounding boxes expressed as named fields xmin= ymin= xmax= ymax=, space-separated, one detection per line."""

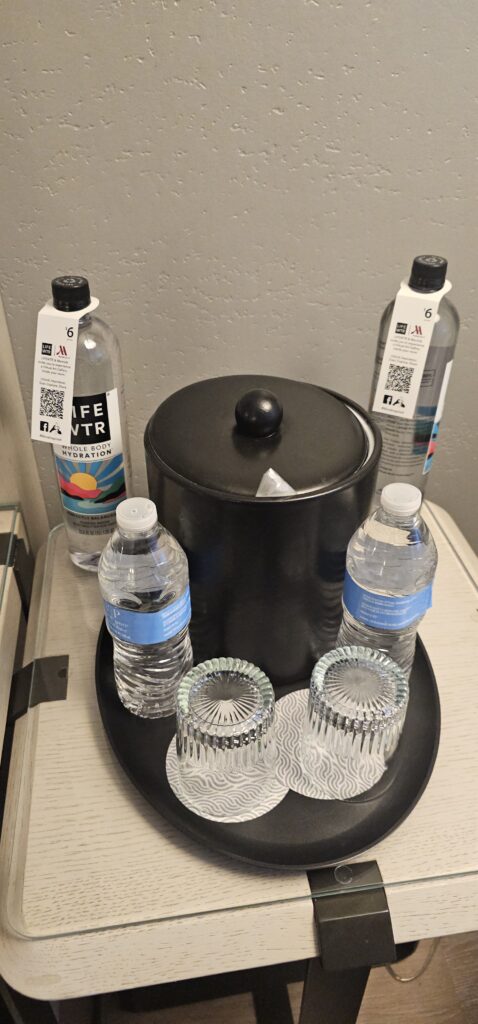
xmin=385 ymin=364 xmax=414 ymax=394
xmin=39 ymin=387 xmax=65 ymax=419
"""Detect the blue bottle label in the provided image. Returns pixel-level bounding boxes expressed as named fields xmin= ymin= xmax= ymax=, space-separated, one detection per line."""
xmin=343 ymin=572 xmax=433 ymax=631
xmin=104 ymin=588 xmax=191 ymax=645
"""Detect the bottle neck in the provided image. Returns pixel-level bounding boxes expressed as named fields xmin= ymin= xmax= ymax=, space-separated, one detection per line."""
xmin=117 ymin=523 xmax=159 ymax=542
xmin=78 ymin=312 xmax=92 ymax=329
xmin=376 ymin=506 xmax=422 ymax=530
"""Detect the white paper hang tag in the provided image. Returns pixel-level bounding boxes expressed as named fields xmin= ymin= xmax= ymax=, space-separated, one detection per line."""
xmin=31 ymin=297 xmax=99 ymax=444
xmin=255 ymin=468 xmax=296 ymax=497
xmin=372 ymin=279 xmax=452 ymax=420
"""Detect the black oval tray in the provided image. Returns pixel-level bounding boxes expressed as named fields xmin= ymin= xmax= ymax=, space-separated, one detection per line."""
xmin=96 ymin=624 xmax=440 ymax=870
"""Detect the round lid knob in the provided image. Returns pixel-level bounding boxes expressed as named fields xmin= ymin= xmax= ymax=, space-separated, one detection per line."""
xmin=235 ymin=389 xmax=283 ymax=438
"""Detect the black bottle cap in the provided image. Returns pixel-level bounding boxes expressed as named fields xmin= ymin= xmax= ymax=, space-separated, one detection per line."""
xmin=51 ymin=276 xmax=91 ymax=311
xmin=408 ymin=255 xmax=447 ymax=293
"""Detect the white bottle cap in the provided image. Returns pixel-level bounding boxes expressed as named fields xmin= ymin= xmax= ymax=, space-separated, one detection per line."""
xmin=116 ymin=497 xmax=158 ymax=533
xmin=380 ymin=483 xmax=422 ymax=517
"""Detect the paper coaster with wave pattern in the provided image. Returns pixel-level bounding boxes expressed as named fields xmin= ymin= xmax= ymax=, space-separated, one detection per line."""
xmin=166 ymin=739 xmax=288 ymax=822
xmin=275 ymin=689 xmax=387 ymax=799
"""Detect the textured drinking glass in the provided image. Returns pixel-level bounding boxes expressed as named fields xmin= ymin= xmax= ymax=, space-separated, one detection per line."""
xmin=302 ymin=646 xmax=409 ymax=774
xmin=176 ymin=657 xmax=276 ymax=776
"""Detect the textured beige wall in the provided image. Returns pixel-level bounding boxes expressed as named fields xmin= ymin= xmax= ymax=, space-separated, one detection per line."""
xmin=0 ymin=298 xmax=49 ymax=551
xmin=1 ymin=1 xmax=477 ymax=548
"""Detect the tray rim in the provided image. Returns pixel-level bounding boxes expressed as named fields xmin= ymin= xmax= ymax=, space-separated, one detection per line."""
xmin=95 ymin=624 xmax=441 ymax=872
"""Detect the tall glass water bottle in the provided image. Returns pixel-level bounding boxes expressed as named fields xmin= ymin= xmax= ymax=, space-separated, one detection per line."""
xmin=370 ymin=256 xmax=459 ymax=504
xmin=51 ymin=276 xmax=131 ymax=570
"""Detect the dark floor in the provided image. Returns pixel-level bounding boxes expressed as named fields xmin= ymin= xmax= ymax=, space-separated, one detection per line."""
xmin=62 ymin=931 xmax=478 ymax=1024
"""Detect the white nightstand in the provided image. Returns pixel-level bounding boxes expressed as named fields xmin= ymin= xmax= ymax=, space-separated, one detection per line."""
xmin=0 ymin=503 xmax=476 ymax=1024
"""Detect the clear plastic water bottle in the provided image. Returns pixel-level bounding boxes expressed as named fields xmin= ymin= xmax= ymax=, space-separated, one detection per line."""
xmin=98 ymin=497 xmax=193 ymax=717
xmin=336 ymin=483 xmax=437 ymax=678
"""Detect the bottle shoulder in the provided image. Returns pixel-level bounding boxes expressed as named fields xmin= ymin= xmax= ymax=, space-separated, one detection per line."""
xmin=442 ymin=295 xmax=459 ymax=331
xmin=347 ymin=512 xmax=438 ymax=581
xmin=77 ymin=315 xmax=118 ymax=355
xmin=74 ymin=315 xmax=124 ymax=393
xmin=100 ymin=526 xmax=188 ymax=573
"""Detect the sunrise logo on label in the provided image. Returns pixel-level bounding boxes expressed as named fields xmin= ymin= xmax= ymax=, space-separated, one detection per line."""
xmin=55 ymin=453 xmax=126 ymax=516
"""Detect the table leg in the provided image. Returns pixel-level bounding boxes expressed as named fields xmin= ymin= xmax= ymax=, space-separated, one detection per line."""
xmin=0 ymin=977 xmax=59 ymax=1024
xmin=91 ymin=994 xmax=104 ymax=1024
xmin=252 ymin=964 xmax=295 ymax=1024
xmin=298 ymin=958 xmax=370 ymax=1024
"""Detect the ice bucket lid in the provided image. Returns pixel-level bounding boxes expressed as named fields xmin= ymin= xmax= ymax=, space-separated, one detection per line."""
xmin=145 ymin=374 xmax=376 ymax=501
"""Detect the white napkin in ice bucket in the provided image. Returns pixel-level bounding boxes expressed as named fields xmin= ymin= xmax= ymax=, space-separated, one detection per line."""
xmin=255 ymin=468 xmax=296 ymax=497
